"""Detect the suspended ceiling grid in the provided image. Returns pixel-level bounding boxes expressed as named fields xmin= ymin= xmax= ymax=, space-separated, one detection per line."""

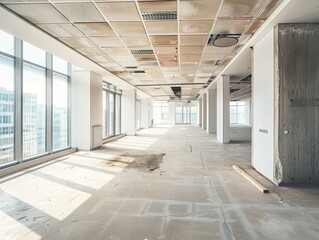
xmin=0 ymin=0 xmax=282 ymax=100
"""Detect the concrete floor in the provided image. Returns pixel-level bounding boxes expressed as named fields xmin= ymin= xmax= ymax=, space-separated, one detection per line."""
xmin=0 ymin=125 xmax=319 ymax=240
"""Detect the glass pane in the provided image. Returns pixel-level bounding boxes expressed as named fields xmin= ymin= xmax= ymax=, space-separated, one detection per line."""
xmin=53 ymin=56 xmax=68 ymax=75
xmin=115 ymin=94 xmax=121 ymax=135
xmin=102 ymin=91 xmax=107 ymax=138
xmin=191 ymin=104 xmax=198 ymax=124
xmin=0 ymin=30 xmax=14 ymax=55
xmin=135 ymin=99 xmax=141 ymax=130
xmin=52 ymin=73 xmax=69 ymax=151
xmin=109 ymin=93 xmax=114 ymax=136
xmin=23 ymin=63 xmax=46 ymax=158
xmin=0 ymin=55 xmax=14 ymax=165
xmin=176 ymin=106 xmax=182 ymax=124
xmin=23 ymin=42 xmax=46 ymax=66
xmin=153 ymin=105 xmax=161 ymax=124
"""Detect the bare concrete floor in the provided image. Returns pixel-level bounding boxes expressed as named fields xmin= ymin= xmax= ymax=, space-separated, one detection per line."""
xmin=1 ymin=125 xmax=319 ymax=240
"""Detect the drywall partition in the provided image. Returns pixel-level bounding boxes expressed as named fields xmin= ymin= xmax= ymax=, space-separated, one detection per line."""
xmin=202 ymin=95 xmax=207 ymax=129
xmin=71 ymin=70 xmax=103 ymax=150
xmin=206 ymin=89 xmax=217 ymax=134
xmin=141 ymin=98 xmax=152 ymax=129
xmin=168 ymin=102 xmax=176 ymax=125
xmin=121 ymin=89 xmax=136 ymax=136
xmin=71 ymin=70 xmax=91 ymax=150
xmin=252 ymin=28 xmax=275 ymax=182
xmin=217 ymin=76 xmax=230 ymax=143
xmin=198 ymin=99 xmax=202 ymax=127
xmin=276 ymin=24 xmax=319 ymax=184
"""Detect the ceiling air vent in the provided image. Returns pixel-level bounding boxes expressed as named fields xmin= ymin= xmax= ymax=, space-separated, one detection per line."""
xmin=140 ymin=62 xmax=158 ymax=66
xmin=130 ymin=70 xmax=146 ymax=74
xmin=208 ymin=34 xmax=241 ymax=47
xmin=141 ymin=11 xmax=177 ymax=21
xmin=131 ymin=49 xmax=154 ymax=55
xmin=125 ymin=66 xmax=138 ymax=69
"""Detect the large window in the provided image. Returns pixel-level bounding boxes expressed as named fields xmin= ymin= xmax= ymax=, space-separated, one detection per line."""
xmin=0 ymin=29 xmax=71 ymax=167
xmin=175 ymin=102 xmax=198 ymax=124
xmin=53 ymin=73 xmax=69 ymax=151
xmin=23 ymin=63 xmax=46 ymax=158
xmin=102 ymin=82 xmax=121 ymax=139
xmin=136 ymin=98 xmax=141 ymax=130
xmin=0 ymin=53 xmax=14 ymax=165
xmin=230 ymin=100 xmax=251 ymax=125
xmin=153 ymin=101 xmax=168 ymax=124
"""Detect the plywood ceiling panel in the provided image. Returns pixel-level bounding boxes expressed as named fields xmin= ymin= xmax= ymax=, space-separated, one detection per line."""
xmin=138 ymin=1 xmax=176 ymax=11
xmin=110 ymin=22 xmax=146 ymax=36
xmin=4 ymin=3 xmax=68 ymax=23
xmin=37 ymin=23 xmax=84 ymax=37
xmin=145 ymin=21 xmax=177 ymax=35
xmin=121 ymin=35 xmax=150 ymax=47
xmin=180 ymin=21 xmax=213 ymax=34
xmin=75 ymin=23 xmax=115 ymax=37
xmin=90 ymin=36 xmax=124 ymax=48
xmin=96 ymin=2 xmax=141 ymax=21
xmin=180 ymin=0 xmax=221 ymax=20
xmin=54 ymin=3 xmax=104 ymax=22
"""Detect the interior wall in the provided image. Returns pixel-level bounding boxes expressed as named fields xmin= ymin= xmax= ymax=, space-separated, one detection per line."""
xmin=121 ymin=89 xmax=136 ymax=136
xmin=277 ymin=23 xmax=319 ymax=184
xmin=168 ymin=102 xmax=176 ymax=125
xmin=217 ymin=76 xmax=230 ymax=143
xmin=252 ymin=28 xmax=275 ymax=182
xmin=207 ymin=89 xmax=217 ymax=134
xmin=71 ymin=70 xmax=91 ymax=150
xmin=141 ymin=98 xmax=152 ymax=129
xmin=90 ymin=72 xmax=103 ymax=149
xmin=202 ymin=95 xmax=207 ymax=129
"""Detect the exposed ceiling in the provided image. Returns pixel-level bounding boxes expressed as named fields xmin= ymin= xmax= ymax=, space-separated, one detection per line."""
xmin=0 ymin=0 xmax=283 ymax=100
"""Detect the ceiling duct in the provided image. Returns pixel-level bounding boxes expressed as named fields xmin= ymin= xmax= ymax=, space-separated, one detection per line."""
xmin=131 ymin=49 xmax=154 ymax=55
xmin=208 ymin=34 xmax=241 ymax=48
xmin=171 ymin=86 xmax=181 ymax=99
xmin=141 ymin=11 xmax=177 ymax=21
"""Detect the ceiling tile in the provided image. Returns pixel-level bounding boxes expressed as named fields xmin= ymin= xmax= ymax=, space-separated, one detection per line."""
xmin=59 ymin=37 xmax=96 ymax=48
xmin=103 ymin=48 xmax=131 ymax=56
xmin=260 ymin=0 xmax=283 ymax=18
xmin=4 ymin=3 xmax=68 ymax=23
xmin=96 ymin=2 xmax=141 ymax=21
xmin=138 ymin=1 xmax=177 ymax=11
xmin=89 ymin=55 xmax=114 ymax=63
xmin=0 ymin=0 xmax=48 ymax=2
xmin=37 ymin=23 xmax=84 ymax=37
xmin=110 ymin=22 xmax=146 ymax=36
xmin=180 ymin=20 xmax=213 ymax=34
xmin=90 ymin=36 xmax=124 ymax=48
xmin=76 ymin=47 xmax=106 ymax=55
xmin=180 ymin=35 xmax=208 ymax=46
xmin=218 ymin=0 xmax=267 ymax=18
xmin=205 ymin=45 xmax=235 ymax=54
xmin=145 ymin=21 xmax=177 ymax=35
xmin=213 ymin=20 xmax=250 ymax=34
xmin=76 ymin=23 xmax=116 ymax=37
xmin=121 ymin=35 xmax=150 ymax=47
xmin=134 ymin=55 xmax=157 ymax=62
xmin=181 ymin=54 xmax=201 ymax=62
xmin=153 ymin=46 xmax=177 ymax=55
xmin=150 ymin=35 xmax=178 ymax=45
xmin=54 ymin=2 xmax=104 ymax=22
xmin=180 ymin=0 xmax=221 ymax=20
xmin=180 ymin=46 xmax=204 ymax=55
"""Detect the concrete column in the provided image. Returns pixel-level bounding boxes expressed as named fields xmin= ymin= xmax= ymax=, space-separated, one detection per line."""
xmin=217 ymin=76 xmax=230 ymax=143
xmin=141 ymin=98 xmax=152 ymax=129
xmin=207 ymin=89 xmax=217 ymax=134
xmin=71 ymin=70 xmax=103 ymax=150
xmin=198 ymin=99 xmax=202 ymax=127
xmin=201 ymin=94 xmax=207 ymax=129
xmin=168 ymin=101 xmax=176 ymax=125
xmin=121 ymin=89 xmax=136 ymax=135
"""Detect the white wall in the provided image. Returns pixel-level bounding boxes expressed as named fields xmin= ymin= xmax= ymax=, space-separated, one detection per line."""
xmin=202 ymin=95 xmax=207 ymax=129
xmin=71 ymin=70 xmax=91 ymax=150
xmin=71 ymin=70 xmax=103 ymax=150
xmin=198 ymin=99 xmax=202 ymax=127
xmin=252 ymin=28 xmax=275 ymax=181
xmin=121 ymin=89 xmax=136 ymax=135
xmin=141 ymin=98 xmax=152 ymax=129
xmin=217 ymin=76 xmax=230 ymax=143
xmin=90 ymin=73 xmax=103 ymax=149
xmin=168 ymin=102 xmax=176 ymax=125
xmin=207 ymin=89 xmax=217 ymax=134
